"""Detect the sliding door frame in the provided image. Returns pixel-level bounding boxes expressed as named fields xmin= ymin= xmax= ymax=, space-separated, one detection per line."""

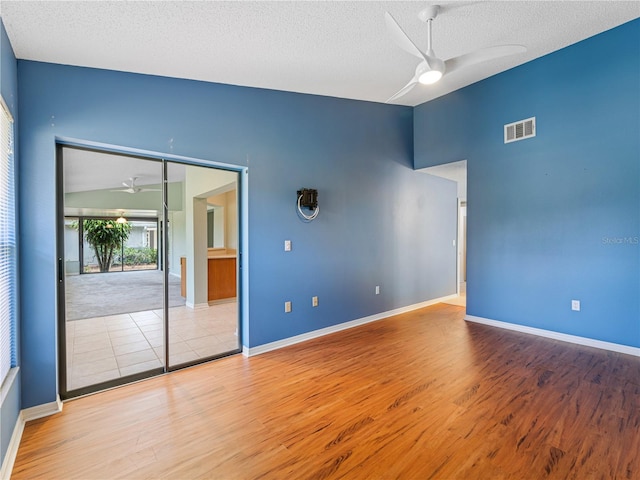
xmin=56 ymin=140 xmax=246 ymax=399
xmin=163 ymin=160 xmax=243 ymax=371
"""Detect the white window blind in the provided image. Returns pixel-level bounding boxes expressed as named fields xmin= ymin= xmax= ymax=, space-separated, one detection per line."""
xmin=0 ymin=96 xmax=16 ymax=386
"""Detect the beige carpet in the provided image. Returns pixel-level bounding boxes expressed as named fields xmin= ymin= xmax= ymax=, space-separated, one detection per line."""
xmin=65 ymin=270 xmax=184 ymax=321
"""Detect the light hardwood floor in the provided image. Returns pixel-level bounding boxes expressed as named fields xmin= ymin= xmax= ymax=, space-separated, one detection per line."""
xmin=12 ymin=303 xmax=640 ymax=479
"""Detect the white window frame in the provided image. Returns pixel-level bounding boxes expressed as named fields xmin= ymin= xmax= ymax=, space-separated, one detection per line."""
xmin=0 ymin=95 xmax=17 ymax=390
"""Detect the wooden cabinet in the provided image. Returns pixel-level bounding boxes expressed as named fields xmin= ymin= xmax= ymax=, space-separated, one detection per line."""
xmin=180 ymin=257 xmax=186 ymax=297
xmin=208 ymin=257 xmax=236 ymax=301
xmin=180 ymin=256 xmax=236 ymax=302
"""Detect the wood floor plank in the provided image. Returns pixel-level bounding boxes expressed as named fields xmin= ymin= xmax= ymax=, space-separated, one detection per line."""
xmin=11 ymin=303 xmax=640 ymax=479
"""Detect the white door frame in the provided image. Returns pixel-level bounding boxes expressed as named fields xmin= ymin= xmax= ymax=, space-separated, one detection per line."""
xmin=456 ymin=199 xmax=467 ymax=296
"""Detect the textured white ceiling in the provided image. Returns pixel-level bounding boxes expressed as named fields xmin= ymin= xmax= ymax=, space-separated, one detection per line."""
xmin=1 ymin=1 xmax=639 ymax=106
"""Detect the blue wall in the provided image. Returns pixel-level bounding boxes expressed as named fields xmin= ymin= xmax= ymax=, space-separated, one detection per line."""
xmin=0 ymin=17 xmax=20 ymax=471
xmin=415 ymin=19 xmax=640 ymax=347
xmin=18 ymin=62 xmax=457 ymax=407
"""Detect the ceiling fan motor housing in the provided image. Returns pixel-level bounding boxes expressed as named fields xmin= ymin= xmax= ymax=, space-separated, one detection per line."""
xmin=418 ymin=5 xmax=440 ymax=22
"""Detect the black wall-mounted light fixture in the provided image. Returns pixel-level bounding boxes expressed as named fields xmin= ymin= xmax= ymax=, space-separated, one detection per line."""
xmin=297 ymin=188 xmax=319 ymax=221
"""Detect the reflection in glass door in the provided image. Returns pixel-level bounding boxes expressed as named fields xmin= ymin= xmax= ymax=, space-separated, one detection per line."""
xmin=166 ymin=162 xmax=240 ymax=368
xmin=59 ymin=147 xmax=165 ymax=397
xmin=78 ymin=218 xmax=159 ymax=273
xmin=58 ymin=146 xmax=242 ymax=398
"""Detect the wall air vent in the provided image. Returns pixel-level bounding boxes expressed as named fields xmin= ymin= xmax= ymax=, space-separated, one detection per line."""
xmin=504 ymin=117 xmax=536 ymax=144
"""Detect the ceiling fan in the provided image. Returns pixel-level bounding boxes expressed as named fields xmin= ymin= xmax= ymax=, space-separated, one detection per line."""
xmin=110 ymin=177 xmax=160 ymax=194
xmin=385 ymin=5 xmax=527 ymax=102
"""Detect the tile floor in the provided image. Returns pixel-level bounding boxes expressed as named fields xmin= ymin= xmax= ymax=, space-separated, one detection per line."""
xmin=65 ymin=302 xmax=238 ymax=391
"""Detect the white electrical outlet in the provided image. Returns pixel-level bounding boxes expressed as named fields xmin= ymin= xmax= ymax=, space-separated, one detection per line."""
xmin=284 ymin=240 xmax=292 ymax=251
xmin=312 ymin=296 xmax=318 ymax=307
xmin=571 ymin=300 xmax=580 ymax=311
xmin=375 ymin=286 xmax=380 ymax=295
xmin=284 ymin=301 xmax=292 ymax=313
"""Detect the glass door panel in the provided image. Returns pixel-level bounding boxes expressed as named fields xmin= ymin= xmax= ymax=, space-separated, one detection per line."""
xmin=60 ymin=147 xmax=165 ymax=397
xmin=121 ymin=219 xmax=159 ymax=271
xmin=165 ymin=162 xmax=240 ymax=368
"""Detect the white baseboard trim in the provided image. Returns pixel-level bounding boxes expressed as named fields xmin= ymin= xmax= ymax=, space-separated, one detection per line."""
xmin=21 ymin=395 xmax=63 ymax=422
xmin=465 ymin=315 xmax=640 ymax=357
xmin=0 ymin=413 xmax=24 ymax=480
xmin=0 ymin=396 xmax=63 ymax=480
xmin=244 ymin=294 xmax=458 ymax=357
xmin=185 ymin=301 xmax=209 ymax=310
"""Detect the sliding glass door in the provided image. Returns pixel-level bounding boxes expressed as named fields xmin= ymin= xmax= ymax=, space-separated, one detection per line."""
xmin=59 ymin=148 xmax=165 ymax=396
xmin=58 ymin=146 xmax=241 ymax=398
xmin=165 ymin=161 xmax=240 ymax=368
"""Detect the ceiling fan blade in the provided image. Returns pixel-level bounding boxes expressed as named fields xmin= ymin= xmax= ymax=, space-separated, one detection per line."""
xmin=110 ymin=188 xmax=135 ymax=193
xmin=122 ymin=181 xmax=130 ymax=187
xmin=386 ymin=77 xmax=419 ymax=103
xmin=384 ymin=12 xmax=431 ymax=66
xmin=445 ymin=45 xmax=527 ymax=75
xmin=139 ymin=188 xmax=161 ymax=192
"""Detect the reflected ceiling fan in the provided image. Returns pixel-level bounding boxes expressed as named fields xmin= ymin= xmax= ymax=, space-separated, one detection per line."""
xmin=385 ymin=5 xmax=527 ymax=102
xmin=110 ymin=177 xmax=160 ymax=194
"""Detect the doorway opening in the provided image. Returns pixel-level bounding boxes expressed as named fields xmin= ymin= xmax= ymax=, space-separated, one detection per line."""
xmin=57 ymin=145 xmax=242 ymax=398
xmin=418 ymin=159 xmax=467 ymax=308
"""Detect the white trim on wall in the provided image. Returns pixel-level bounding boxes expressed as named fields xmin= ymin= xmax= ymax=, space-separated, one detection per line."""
xmin=243 ymin=294 xmax=458 ymax=357
xmin=0 ymin=396 xmax=63 ymax=480
xmin=465 ymin=315 xmax=640 ymax=357
xmin=0 ymin=412 xmax=22 ymax=480
xmin=21 ymin=396 xmax=63 ymax=422
xmin=185 ymin=302 xmax=210 ymax=310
